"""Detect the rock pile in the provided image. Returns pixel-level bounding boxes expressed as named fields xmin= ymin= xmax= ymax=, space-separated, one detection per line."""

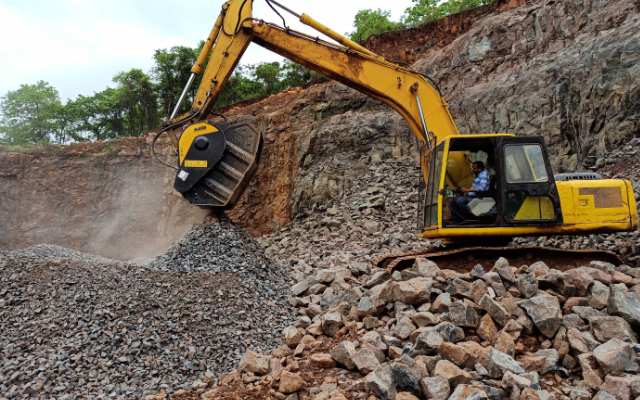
xmin=0 ymin=216 xmax=294 ymax=399
xmin=258 ymin=158 xmax=433 ymax=284
xmin=208 ymin=255 xmax=640 ymax=400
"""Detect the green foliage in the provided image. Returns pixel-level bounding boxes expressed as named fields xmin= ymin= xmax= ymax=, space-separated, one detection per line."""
xmin=0 ymin=81 xmax=63 ymax=145
xmin=402 ymin=0 xmax=492 ymax=27
xmin=348 ymin=9 xmax=404 ymax=43
xmin=152 ymin=46 xmax=199 ymax=118
xmin=1 ymin=45 xmax=330 ymax=144
xmin=112 ymin=69 xmax=159 ymax=136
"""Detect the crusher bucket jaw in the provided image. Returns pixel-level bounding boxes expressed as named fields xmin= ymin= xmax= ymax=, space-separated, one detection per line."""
xmin=168 ymin=115 xmax=263 ymax=208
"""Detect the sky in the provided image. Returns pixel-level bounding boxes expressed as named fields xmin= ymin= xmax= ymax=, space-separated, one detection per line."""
xmin=0 ymin=0 xmax=415 ymax=103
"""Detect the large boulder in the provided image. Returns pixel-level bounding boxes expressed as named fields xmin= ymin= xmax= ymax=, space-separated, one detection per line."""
xmin=518 ymin=295 xmax=562 ymax=338
xmin=433 ymin=360 xmax=474 ymax=386
xmin=331 ymin=341 xmax=357 ymax=369
xmin=589 ymin=316 xmax=638 ymax=343
xmin=413 ymin=258 xmax=440 ymax=278
xmin=389 ymin=354 xmax=424 ymax=395
xmin=420 ymin=375 xmax=450 ymax=400
xmin=479 ymin=295 xmax=511 ymax=326
xmin=593 ymin=338 xmax=636 ymax=373
xmin=239 ymin=350 xmax=270 ymax=375
xmin=448 ymin=384 xmax=489 ymax=400
xmin=608 ymin=283 xmax=640 ymax=327
xmin=484 ymin=348 xmax=525 ymax=378
xmin=365 ymin=364 xmax=397 ymax=400
xmin=448 ymin=301 xmax=481 ymax=328
xmin=392 ymin=278 xmax=432 ymax=305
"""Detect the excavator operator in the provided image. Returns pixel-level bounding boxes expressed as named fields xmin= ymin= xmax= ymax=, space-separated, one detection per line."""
xmin=450 ymin=161 xmax=490 ymax=223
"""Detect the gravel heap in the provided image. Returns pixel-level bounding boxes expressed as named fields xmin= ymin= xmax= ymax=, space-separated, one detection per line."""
xmin=0 ymin=216 xmax=294 ymax=400
xmin=4 ymin=244 xmax=118 ymax=265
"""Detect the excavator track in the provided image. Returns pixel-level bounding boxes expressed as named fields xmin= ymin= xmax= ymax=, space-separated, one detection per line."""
xmin=373 ymin=245 xmax=623 ymax=273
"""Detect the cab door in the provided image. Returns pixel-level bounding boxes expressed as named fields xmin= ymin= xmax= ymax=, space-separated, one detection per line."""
xmin=497 ymin=137 xmax=563 ymax=224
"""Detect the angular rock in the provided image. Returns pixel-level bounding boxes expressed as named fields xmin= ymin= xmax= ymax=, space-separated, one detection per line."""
xmin=448 ymin=384 xmax=489 ymax=400
xmin=517 ymin=273 xmax=538 ymax=298
xmin=517 ymin=355 xmax=546 ymax=372
xmin=284 ymin=326 xmax=303 ymax=348
xmin=449 ymin=301 xmax=481 ymax=328
xmin=309 ymin=353 xmax=336 ymax=369
xmin=413 ymin=258 xmax=440 ymax=278
xmin=360 ymin=330 xmax=388 ymax=351
xmin=438 ymin=342 xmax=471 ymax=368
xmin=396 ymin=317 xmax=417 ymax=340
xmin=365 ymin=364 xmax=397 ymax=400
xmin=279 ymin=371 xmax=305 ymax=393
xmin=608 ymin=283 xmax=640 ymax=327
xmin=469 ymin=279 xmax=490 ymax=304
xmin=484 ymin=348 xmax=525 ymax=378
xmin=566 ymin=269 xmax=595 ymax=296
xmin=501 ymin=371 xmax=532 ymax=391
xmin=434 ymin=321 xmax=465 ymax=343
xmin=352 ymin=347 xmax=382 ymax=374
xmin=479 ymin=295 xmax=512 ymax=326
xmin=590 ymin=316 xmax=638 ymax=343
xmin=577 ymin=353 xmax=603 ymax=391
xmin=365 ymin=270 xmax=392 ymax=289
xmin=433 ymin=293 xmax=452 ymax=313
xmin=494 ymin=331 xmax=515 ymax=357
xmin=412 ymin=328 xmax=444 ymax=356
xmin=433 ymin=360 xmax=474 ymax=386
xmin=593 ymin=338 xmax=636 ymax=373
xmin=390 ymin=354 xmax=424 ymax=395
xmin=567 ymin=328 xmax=589 ymax=353
xmin=239 ymin=350 xmax=270 ymax=375
xmin=493 ymin=258 xmax=516 ymax=284
xmin=483 ymin=272 xmax=507 ymax=296
xmin=477 ymin=313 xmax=499 ymax=341
xmin=589 ymin=280 xmax=610 ymax=309
xmin=357 ymin=296 xmax=385 ymax=318
xmin=534 ymin=349 xmax=559 ymax=374
xmin=322 ymin=311 xmax=342 ymax=337
xmin=518 ymin=296 xmax=562 ymax=338
xmin=412 ymin=312 xmax=440 ymax=328
xmin=316 ymin=270 xmax=336 ymax=283
xmin=420 ymin=375 xmax=450 ymax=400
xmin=393 ymin=278 xmax=432 ymax=305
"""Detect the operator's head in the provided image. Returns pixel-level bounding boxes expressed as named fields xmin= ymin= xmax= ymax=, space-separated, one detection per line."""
xmin=472 ymin=161 xmax=485 ymax=174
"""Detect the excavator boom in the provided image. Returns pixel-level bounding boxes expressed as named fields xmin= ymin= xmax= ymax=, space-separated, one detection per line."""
xmin=152 ymin=0 xmax=637 ymax=244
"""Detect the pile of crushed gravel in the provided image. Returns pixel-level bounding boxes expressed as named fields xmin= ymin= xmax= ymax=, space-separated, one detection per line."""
xmin=0 ymin=216 xmax=294 ymax=399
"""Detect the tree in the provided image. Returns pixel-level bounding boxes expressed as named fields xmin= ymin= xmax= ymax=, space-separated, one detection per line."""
xmin=252 ymin=62 xmax=285 ymax=97
xmin=65 ymin=89 xmax=124 ymax=141
xmin=151 ymin=46 xmax=199 ymax=119
xmin=402 ymin=0 xmax=492 ymax=27
xmin=348 ymin=9 xmax=403 ymax=43
xmin=112 ymin=69 xmax=159 ymax=136
xmin=0 ymin=81 xmax=63 ymax=144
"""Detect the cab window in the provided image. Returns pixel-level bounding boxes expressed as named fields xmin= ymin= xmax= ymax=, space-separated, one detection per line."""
xmin=504 ymin=144 xmax=548 ymax=183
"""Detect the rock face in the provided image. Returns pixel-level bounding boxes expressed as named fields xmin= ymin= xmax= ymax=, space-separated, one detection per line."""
xmin=414 ymin=0 xmax=640 ymax=172
xmin=0 ymin=140 xmax=208 ymax=260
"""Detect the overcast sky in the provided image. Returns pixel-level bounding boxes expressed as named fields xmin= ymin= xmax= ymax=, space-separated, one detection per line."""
xmin=0 ymin=0 xmax=414 ymax=103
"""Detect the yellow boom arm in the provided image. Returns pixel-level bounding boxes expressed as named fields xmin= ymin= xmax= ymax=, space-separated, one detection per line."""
xmin=167 ymin=0 xmax=459 ymax=149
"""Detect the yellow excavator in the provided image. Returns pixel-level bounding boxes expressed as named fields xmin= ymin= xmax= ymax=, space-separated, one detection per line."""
xmin=152 ymin=0 xmax=637 ymax=255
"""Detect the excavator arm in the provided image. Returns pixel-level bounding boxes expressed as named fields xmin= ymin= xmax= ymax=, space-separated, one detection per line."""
xmin=152 ymin=0 xmax=463 ymax=208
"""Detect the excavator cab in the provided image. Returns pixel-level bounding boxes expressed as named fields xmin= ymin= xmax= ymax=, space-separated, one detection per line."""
xmin=419 ymin=134 xmax=638 ymax=241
